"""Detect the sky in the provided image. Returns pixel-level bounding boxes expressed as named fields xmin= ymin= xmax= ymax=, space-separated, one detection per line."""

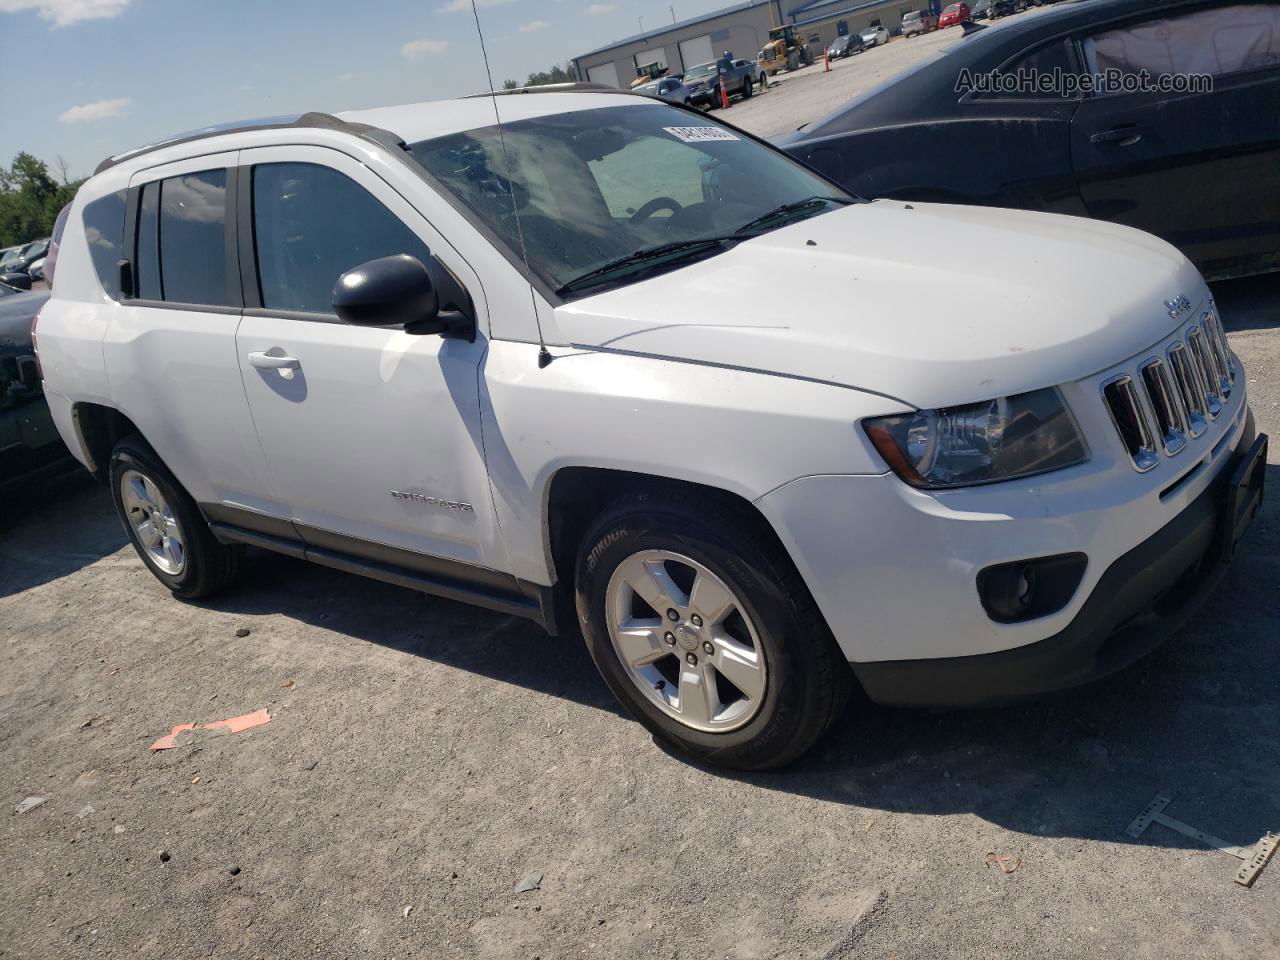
xmin=0 ymin=0 xmax=745 ymax=181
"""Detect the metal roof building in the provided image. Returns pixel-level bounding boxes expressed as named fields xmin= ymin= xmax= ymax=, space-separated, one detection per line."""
xmin=571 ymin=0 xmax=935 ymax=89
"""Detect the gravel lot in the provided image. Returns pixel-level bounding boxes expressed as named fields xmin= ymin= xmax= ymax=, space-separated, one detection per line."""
xmin=4 ymin=18 xmax=1279 ymax=959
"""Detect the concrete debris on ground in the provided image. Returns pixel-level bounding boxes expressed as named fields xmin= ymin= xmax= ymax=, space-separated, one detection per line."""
xmin=513 ymin=872 xmax=542 ymax=894
xmin=149 ymin=709 xmax=272 ymax=751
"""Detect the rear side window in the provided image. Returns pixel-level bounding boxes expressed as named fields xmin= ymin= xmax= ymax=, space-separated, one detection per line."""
xmin=251 ymin=162 xmax=432 ymax=315
xmin=1083 ymin=4 xmax=1280 ymax=84
xmin=136 ymin=182 xmax=161 ymax=301
xmin=132 ymin=168 xmax=231 ymax=306
xmin=81 ymin=190 xmax=127 ymax=299
xmin=159 ymin=170 xmax=230 ymax=305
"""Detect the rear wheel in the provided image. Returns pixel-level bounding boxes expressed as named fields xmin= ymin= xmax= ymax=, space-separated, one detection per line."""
xmin=575 ymin=491 xmax=851 ymax=770
xmin=109 ymin=436 xmax=243 ymax=599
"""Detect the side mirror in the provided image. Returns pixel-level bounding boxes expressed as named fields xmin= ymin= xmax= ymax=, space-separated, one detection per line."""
xmin=0 ymin=272 xmax=31 ymax=291
xmin=332 ymin=254 xmax=474 ymax=340
xmin=334 ymin=254 xmax=438 ymax=329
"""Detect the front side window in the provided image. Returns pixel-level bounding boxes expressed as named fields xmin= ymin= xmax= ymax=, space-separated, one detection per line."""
xmin=1083 ymin=4 xmax=1280 ymax=84
xmin=252 ymin=162 xmax=432 ymax=315
xmin=410 ymin=103 xmax=851 ymax=297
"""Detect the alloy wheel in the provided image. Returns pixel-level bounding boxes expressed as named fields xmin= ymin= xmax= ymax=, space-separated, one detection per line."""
xmin=605 ymin=550 xmax=767 ymax=733
xmin=119 ymin=468 xmax=186 ymax=575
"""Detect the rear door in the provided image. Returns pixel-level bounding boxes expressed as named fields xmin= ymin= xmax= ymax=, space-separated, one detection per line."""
xmin=234 ymin=145 xmax=506 ymax=576
xmin=1069 ymin=2 xmax=1280 ymax=276
xmin=104 ymin=152 xmax=282 ymax=521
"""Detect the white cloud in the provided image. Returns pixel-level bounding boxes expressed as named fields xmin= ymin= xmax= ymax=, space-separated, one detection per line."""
xmin=585 ymin=3 xmax=615 ymax=13
xmin=519 ymin=19 xmax=547 ymax=32
xmin=437 ymin=0 xmax=514 ymax=12
xmin=401 ymin=38 xmax=449 ymax=58
xmin=337 ymin=72 xmax=354 ymax=81
xmin=0 ymin=0 xmax=130 ymax=27
xmin=58 ymin=97 xmax=131 ymax=124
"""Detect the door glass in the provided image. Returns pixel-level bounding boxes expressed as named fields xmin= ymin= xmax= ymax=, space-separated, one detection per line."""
xmin=252 ymin=162 xmax=433 ymax=315
xmin=158 ymin=170 xmax=229 ymax=305
xmin=136 ymin=181 xmax=162 ymax=301
xmin=1083 ymin=4 xmax=1280 ymax=85
xmin=81 ymin=189 xmax=127 ymax=299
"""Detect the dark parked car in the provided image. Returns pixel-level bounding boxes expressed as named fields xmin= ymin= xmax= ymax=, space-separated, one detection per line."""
xmin=989 ymin=0 xmax=1027 ymax=18
xmin=1 ymin=238 xmax=49 ymax=276
xmin=782 ymin=0 xmax=1280 ymax=280
xmin=828 ymin=33 xmax=865 ymax=59
xmin=0 ymin=286 xmax=75 ymax=494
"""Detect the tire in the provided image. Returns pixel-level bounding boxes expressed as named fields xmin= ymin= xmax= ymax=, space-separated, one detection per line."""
xmin=575 ymin=490 xmax=852 ymax=770
xmin=109 ymin=435 xmax=243 ymax=600
xmin=740 ymin=77 xmax=752 ymax=100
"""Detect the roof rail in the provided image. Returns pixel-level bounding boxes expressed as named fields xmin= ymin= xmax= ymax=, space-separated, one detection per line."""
xmin=463 ymin=82 xmax=622 ymax=98
xmin=93 ymin=112 xmax=406 ymax=176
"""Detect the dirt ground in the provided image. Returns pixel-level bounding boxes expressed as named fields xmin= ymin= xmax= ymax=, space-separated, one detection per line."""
xmin=4 ymin=15 xmax=1280 ymax=957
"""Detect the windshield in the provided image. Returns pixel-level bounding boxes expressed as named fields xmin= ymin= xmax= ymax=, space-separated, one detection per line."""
xmin=410 ymin=103 xmax=852 ymax=298
xmin=684 ymin=63 xmax=718 ymax=80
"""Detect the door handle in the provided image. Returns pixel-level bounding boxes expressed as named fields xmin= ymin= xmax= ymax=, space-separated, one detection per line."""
xmin=247 ymin=351 xmax=301 ymax=379
xmin=1090 ymin=126 xmax=1143 ymax=147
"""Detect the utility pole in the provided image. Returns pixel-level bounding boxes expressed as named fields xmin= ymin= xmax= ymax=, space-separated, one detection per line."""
xmin=638 ymin=15 xmax=644 ymax=33
xmin=670 ymin=5 xmax=677 ymax=23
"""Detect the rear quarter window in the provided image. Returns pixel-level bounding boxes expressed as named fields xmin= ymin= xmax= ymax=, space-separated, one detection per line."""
xmin=80 ymin=189 xmax=128 ymax=300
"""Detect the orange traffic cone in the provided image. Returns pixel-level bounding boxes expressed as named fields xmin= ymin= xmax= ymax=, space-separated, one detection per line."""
xmin=824 ymin=50 xmax=830 ymax=72
xmin=719 ymin=78 xmax=730 ymax=110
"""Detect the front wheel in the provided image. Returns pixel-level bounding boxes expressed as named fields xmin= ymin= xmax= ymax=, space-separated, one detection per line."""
xmin=741 ymin=77 xmax=753 ymax=99
xmin=575 ymin=491 xmax=851 ymax=770
xmin=109 ymin=436 xmax=243 ymax=599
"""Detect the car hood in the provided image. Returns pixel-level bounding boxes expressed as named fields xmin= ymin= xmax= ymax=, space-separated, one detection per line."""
xmin=553 ymin=201 xmax=1206 ymax=410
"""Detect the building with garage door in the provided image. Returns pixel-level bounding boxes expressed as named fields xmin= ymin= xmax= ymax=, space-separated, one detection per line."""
xmin=571 ymin=0 xmax=936 ymax=89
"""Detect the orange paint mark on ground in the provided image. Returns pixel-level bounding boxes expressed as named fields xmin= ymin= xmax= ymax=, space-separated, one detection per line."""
xmin=149 ymin=709 xmax=272 ymax=751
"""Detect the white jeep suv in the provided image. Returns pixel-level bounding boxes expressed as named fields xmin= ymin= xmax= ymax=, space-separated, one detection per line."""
xmin=35 ymin=91 xmax=1266 ymax=769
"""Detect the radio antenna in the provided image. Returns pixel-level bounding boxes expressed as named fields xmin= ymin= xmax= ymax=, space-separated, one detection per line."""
xmin=471 ymin=0 xmax=553 ymax=368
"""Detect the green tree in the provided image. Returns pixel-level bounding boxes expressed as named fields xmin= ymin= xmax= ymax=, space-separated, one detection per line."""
xmin=500 ymin=62 xmax=576 ymax=90
xmin=0 ymin=153 xmax=83 ymax=248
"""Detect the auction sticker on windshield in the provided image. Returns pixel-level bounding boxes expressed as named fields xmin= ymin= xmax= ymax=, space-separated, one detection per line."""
xmin=664 ymin=126 xmax=740 ymax=143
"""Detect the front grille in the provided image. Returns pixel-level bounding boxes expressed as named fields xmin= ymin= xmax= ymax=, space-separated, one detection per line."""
xmin=1102 ymin=305 xmax=1236 ymax=472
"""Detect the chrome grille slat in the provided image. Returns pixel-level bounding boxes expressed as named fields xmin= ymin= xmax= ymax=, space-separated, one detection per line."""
xmin=1168 ymin=343 xmax=1208 ymax=439
xmin=1138 ymin=358 xmax=1188 ymax=456
xmin=1102 ymin=375 xmax=1159 ymax=472
xmin=1204 ymin=308 xmax=1235 ymax=393
xmin=1187 ymin=327 xmax=1224 ymax=418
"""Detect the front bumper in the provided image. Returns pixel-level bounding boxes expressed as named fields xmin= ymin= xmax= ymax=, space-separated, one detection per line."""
xmin=854 ymin=420 xmax=1265 ymax=707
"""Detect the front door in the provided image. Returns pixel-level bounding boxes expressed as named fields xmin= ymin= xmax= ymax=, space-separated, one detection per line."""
xmin=1069 ymin=2 xmax=1280 ymax=276
xmin=233 ymin=146 xmax=506 ymax=576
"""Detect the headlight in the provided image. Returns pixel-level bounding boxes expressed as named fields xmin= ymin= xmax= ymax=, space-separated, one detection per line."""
xmin=863 ymin=387 xmax=1088 ymax=489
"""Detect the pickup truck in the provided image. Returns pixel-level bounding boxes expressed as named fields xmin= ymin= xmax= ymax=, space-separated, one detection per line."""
xmin=682 ymin=57 xmax=758 ymax=108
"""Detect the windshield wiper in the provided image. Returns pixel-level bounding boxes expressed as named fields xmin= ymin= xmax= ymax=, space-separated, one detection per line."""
xmin=555 ymin=237 xmax=739 ymax=296
xmin=734 ymin=196 xmax=852 ymax=236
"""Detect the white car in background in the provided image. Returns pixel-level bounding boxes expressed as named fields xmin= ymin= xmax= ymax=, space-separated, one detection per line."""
xmin=36 ymin=89 xmax=1265 ymax=770
xmin=732 ymin=59 xmax=769 ymax=89
xmin=860 ymin=25 xmax=891 ymax=47
xmin=633 ymin=76 xmax=692 ymax=105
